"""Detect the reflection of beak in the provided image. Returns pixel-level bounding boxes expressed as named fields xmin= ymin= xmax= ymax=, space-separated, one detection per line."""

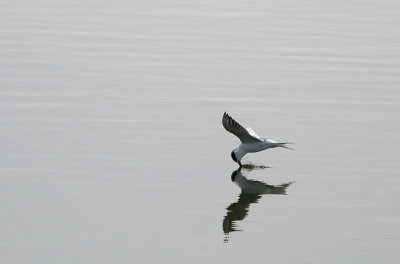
xmin=238 ymin=161 xmax=242 ymax=168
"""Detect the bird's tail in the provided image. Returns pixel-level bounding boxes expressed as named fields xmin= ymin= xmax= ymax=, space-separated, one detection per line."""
xmin=279 ymin=181 xmax=295 ymax=188
xmin=276 ymin=142 xmax=294 ymax=150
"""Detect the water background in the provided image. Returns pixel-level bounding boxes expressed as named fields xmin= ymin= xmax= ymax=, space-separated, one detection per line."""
xmin=1 ymin=0 xmax=400 ymax=263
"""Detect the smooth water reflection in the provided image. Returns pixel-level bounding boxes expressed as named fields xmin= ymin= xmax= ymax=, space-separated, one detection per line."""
xmin=223 ymin=168 xmax=293 ymax=243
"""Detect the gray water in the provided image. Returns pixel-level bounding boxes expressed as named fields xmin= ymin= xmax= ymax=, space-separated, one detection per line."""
xmin=1 ymin=0 xmax=400 ymax=263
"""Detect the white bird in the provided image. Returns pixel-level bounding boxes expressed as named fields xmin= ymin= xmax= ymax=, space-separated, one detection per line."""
xmin=222 ymin=112 xmax=292 ymax=167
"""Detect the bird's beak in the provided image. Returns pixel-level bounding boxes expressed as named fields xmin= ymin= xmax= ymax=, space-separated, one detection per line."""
xmin=238 ymin=161 xmax=242 ymax=168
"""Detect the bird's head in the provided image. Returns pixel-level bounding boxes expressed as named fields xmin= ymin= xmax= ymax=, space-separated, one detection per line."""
xmin=231 ymin=148 xmax=243 ymax=167
xmin=231 ymin=150 xmax=238 ymax=162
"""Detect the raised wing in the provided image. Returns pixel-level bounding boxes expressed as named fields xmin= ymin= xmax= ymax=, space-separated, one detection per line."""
xmin=246 ymin=127 xmax=261 ymax=140
xmin=222 ymin=112 xmax=262 ymax=143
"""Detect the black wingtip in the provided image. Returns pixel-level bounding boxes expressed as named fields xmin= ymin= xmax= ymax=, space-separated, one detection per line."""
xmin=223 ymin=111 xmax=231 ymax=122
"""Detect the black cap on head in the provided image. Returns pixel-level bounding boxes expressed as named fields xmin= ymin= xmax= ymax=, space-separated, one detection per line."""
xmin=231 ymin=151 xmax=237 ymax=162
xmin=231 ymin=170 xmax=238 ymax=181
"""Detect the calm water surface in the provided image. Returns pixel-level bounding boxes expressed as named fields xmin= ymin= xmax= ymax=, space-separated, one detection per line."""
xmin=1 ymin=0 xmax=399 ymax=263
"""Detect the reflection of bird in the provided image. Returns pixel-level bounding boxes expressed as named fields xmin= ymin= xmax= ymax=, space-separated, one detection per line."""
xmin=231 ymin=169 xmax=292 ymax=195
xmin=222 ymin=112 xmax=292 ymax=167
xmin=223 ymin=169 xmax=293 ymax=243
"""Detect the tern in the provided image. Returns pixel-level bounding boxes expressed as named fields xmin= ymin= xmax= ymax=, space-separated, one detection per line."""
xmin=222 ymin=112 xmax=292 ymax=167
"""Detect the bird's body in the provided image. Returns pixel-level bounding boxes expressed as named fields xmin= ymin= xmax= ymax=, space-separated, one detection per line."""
xmin=222 ymin=112 xmax=291 ymax=167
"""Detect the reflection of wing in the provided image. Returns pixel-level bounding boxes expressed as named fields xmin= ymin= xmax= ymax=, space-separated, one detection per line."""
xmin=224 ymin=169 xmax=294 ymax=243
xmin=223 ymin=193 xmax=261 ymax=234
xmin=222 ymin=112 xmax=262 ymax=143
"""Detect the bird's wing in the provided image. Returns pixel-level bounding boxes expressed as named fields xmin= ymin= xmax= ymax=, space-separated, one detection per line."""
xmin=246 ymin=127 xmax=261 ymax=140
xmin=222 ymin=112 xmax=262 ymax=143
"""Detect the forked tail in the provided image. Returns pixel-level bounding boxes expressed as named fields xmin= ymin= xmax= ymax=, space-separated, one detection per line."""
xmin=276 ymin=142 xmax=294 ymax=150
